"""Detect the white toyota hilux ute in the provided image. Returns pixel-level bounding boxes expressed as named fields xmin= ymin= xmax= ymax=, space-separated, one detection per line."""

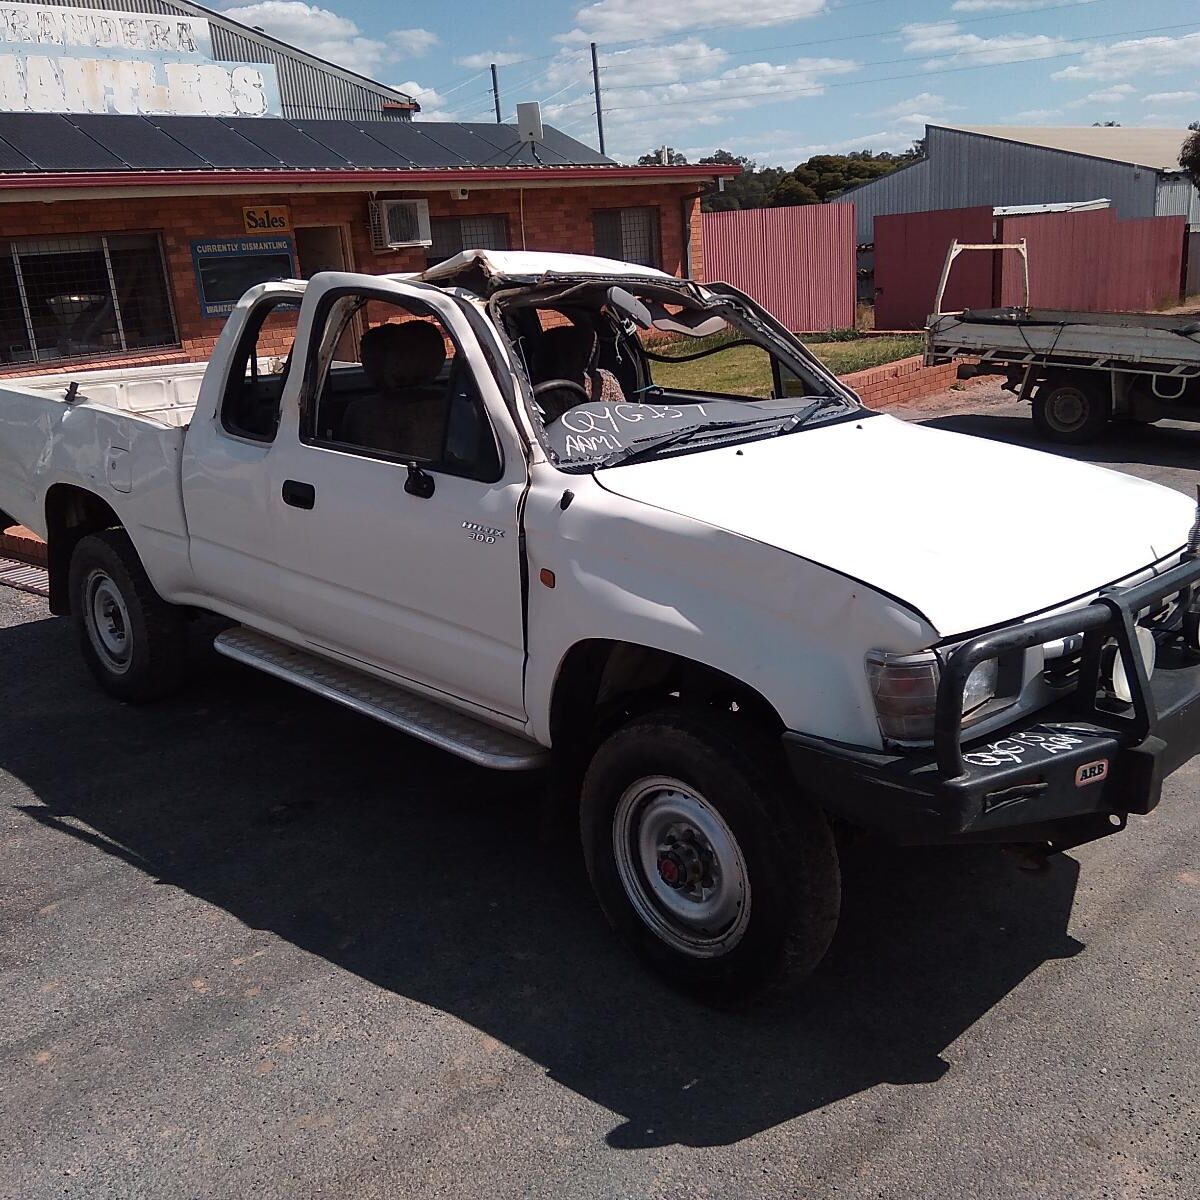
xmin=3 ymin=249 xmax=1200 ymax=1000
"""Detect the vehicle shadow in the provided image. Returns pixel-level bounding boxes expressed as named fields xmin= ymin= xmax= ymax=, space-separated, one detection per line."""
xmin=3 ymin=610 xmax=1085 ymax=1149
xmin=919 ymin=411 xmax=1200 ymax=480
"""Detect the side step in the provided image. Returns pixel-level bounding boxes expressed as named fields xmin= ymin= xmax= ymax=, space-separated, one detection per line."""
xmin=213 ymin=627 xmax=548 ymax=771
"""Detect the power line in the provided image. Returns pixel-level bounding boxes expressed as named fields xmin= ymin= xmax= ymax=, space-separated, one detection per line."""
xmin=598 ymin=0 xmax=1108 ymax=73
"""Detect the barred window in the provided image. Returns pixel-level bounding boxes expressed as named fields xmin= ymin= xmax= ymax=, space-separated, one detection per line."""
xmin=0 ymin=233 xmax=177 ymax=367
xmin=427 ymin=214 xmax=508 ymax=268
xmin=592 ymin=207 xmax=661 ymax=268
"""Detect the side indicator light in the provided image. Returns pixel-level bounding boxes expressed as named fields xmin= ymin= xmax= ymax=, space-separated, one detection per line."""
xmin=539 ymin=568 xmax=556 ymax=589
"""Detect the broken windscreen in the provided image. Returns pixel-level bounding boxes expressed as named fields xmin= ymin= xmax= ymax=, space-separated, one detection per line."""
xmin=498 ymin=279 xmax=861 ymax=471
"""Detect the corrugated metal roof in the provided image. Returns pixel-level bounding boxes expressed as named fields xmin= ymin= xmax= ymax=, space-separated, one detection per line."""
xmin=993 ymin=199 xmax=1110 ymax=216
xmin=937 ymin=125 xmax=1192 ymax=172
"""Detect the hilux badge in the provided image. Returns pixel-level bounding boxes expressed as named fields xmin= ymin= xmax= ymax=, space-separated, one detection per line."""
xmin=462 ymin=521 xmax=505 ymax=544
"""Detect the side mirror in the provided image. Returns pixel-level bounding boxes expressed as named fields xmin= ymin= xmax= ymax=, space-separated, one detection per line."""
xmin=606 ymin=286 xmax=653 ymax=330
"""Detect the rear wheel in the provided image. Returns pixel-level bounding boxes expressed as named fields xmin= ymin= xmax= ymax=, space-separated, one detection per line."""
xmin=69 ymin=529 xmax=188 ymax=702
xmin=580 ymin=707 xmax=840 ymax=1001
xmin=1032 ymin=375 xmax=1110 ymax=443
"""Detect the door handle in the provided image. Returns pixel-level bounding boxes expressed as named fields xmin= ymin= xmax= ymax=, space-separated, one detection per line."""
xmin=282 ymin=479 xmax=316 ymax=509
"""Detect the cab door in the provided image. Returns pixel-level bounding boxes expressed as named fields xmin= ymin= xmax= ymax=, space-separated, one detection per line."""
xmin=266 ymin=279 xmax=530 ymax=721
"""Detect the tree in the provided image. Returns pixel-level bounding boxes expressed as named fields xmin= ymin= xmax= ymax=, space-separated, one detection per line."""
xmin=637 ymin=146 xmax=688 ymax=165
xmin=769 ymin=176 xmax=820 ymax=207
xmin=1182 ymin=128 xmax=1200 ymax=188
xmin=1092 ymin=120 xmax=1122 ymax=127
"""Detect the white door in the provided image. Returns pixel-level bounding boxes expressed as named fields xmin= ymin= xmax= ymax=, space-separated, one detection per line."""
xmin=266 ymin=280 xmax=529 ymax=720
xmin=182 ymin=285 xmax=304 ymax=619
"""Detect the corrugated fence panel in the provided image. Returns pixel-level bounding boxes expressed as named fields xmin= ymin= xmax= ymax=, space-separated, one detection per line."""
xmin=873 ymin=206 xmax=995 ymax=329
xmin=997 ymin=210 xmax=1186 ymax=310
xmin=700 ymin=205 xmax=855 ymax=331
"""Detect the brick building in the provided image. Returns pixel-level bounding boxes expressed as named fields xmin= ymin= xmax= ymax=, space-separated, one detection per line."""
xmin=0 ymin=0 xmax=735 ymax=376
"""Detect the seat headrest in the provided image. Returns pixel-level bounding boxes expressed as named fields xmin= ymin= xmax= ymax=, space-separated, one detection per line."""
xmin=536 ymin=324 xmax=598 ymax=381
xmin=360 ymin=320 xmax=447 ymax=393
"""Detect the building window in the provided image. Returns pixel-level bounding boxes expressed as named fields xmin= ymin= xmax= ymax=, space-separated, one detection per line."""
xmin=427 ymin=215 xmax=508 ymax=268
xmin=1 ymin=234 xmax=177 ymax=367
xmin=593 ymin=207 xmax=661 ymax=268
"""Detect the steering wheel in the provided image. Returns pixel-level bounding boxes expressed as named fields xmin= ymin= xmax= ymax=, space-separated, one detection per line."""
xmin=533 ymin=378 xmax=592 ymax=424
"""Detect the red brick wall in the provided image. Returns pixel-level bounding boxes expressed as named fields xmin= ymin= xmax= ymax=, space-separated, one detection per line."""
xmin=839 ymin=354 xmax=958 ymax=409
xmin=0 ymin=181 xmax=702 ymax=378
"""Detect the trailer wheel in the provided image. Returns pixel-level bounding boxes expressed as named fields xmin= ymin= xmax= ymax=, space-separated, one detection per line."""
xmin=69 ymin=529 xmax=188 ymax=702
xmin=1032 ymin=375 xmax=1110 ymax=444
xmin=580 ymin=706 xmax=840 ymax=1003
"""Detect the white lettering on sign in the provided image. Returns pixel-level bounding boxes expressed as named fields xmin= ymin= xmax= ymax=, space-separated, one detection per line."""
xmin=0 ymin=5 xmax=210 ymax=56
xmin=0 ymin=4 xmax=281 ymax=117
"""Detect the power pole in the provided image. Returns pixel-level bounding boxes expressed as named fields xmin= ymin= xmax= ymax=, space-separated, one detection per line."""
xmin=590 ymin=42 xmax=606 ymax=156
xmin=490 ymin=63 xmax=501 ymax=123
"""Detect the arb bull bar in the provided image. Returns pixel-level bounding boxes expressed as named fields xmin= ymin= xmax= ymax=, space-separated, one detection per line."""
xmin=785 ymin=554 xmax=1200 ymax=850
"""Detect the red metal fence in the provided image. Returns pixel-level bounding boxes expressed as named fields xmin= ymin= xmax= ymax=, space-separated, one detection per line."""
xmin=701 ymin=204 xmax=856 ymax=331
xmin=873 ymin=206 xmax=1186 ymax=329
xmin=998 ymin=209 xmax=1186 ymax=311
xmin=874 ymin=206 xmax=994 ymax=330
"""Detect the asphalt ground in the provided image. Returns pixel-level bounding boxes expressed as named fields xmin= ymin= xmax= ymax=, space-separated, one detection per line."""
xmin=1 ymin=385 xmax=1198 ymax=1199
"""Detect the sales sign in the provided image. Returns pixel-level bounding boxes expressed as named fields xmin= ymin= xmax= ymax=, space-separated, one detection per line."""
xmin=243 ymin=205 xmax=291 ymax=234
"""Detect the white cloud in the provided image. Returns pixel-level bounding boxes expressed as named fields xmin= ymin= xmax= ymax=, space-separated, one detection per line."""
xmin=559 ymin=0 xmax=826 ymax=45
xmin=745 ymin=129 xmax=919 ymax=166
xmin=390 ymin=28 xmax=438 ymax=58
xmin=1077 ymin=83 xmax=1137 ymax=105
xmin=455 ymin=50 xmax=526 ymax=69
xmin=902 ymin=21 xmax=1070 ymax=68
xmin=1008 ymin=107 xmax=1063 ymax=120
xmin=873 ymin=92 xmax=961 ymax=125
xmin=1053 ymin=32 xmax=1200 ymax=81
xmin=395 ymin=79 xmax=451 ymax=120
xmin=223 ymin=2 xmax=434 ymax=74
xmin=1143 ymin=90 xmax=1200 ymax=105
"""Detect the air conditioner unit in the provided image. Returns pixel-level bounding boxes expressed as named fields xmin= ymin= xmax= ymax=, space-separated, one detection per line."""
xmin=368 ymin=198 xmax=432 ymax=251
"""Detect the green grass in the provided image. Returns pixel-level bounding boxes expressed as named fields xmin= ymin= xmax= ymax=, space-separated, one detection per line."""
xmin=648 ymin=335 xmax=922 ymax=397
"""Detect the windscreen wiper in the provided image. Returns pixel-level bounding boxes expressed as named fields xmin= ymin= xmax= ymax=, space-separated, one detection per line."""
xmin=773 ymin=396 xmax=847 ymax=434
xmin=593 ymin=420 xmax=751 ymax=469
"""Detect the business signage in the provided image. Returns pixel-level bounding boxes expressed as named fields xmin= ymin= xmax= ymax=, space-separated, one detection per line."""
xmin=0 ymin=3 xmax=282 ymax=117
xmin=242 ymin=204 xmax=291 ymax=234
xmin=191 ymin=237 xmax=296 ymax=318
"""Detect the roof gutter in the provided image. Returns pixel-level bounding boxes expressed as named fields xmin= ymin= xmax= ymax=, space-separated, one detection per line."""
xmin=0 ymin=163 xmax=741 ymax=204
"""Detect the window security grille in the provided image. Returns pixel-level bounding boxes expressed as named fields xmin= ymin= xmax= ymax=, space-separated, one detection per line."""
xmin=0 ymin=234 xmax=177 ymax=367
xmin=426 ymin=215 xmax=508 ymax=268
xmin=592 ymin=207 xmax=661 ymax=268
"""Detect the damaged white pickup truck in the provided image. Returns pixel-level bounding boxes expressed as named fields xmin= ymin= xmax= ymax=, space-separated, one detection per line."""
xmin=3 ymin=250 xmax=1200 ymax=1000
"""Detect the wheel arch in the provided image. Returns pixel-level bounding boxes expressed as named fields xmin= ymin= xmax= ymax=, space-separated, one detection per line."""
xmin=548 ymin=638 xmax=786 ymax=755
xmin=44 ymin=484 xmax=123 ymax=615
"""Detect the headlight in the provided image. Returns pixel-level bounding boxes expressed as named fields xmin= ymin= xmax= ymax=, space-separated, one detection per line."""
xmin=1108 ymin=626 xmax=1157 ymax=704
xmin=865 ymin=650 xmax=999 ymax=742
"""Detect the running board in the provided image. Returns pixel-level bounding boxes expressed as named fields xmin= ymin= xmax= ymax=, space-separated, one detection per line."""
xmin=213 ymin=627 xmax=548 ymax=771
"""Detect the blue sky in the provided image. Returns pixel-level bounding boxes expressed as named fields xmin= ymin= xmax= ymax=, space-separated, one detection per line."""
xmin=219 ymin=0 xmax=1200 ymax=164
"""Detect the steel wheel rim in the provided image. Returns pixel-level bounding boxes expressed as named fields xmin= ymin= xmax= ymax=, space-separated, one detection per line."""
xmin=1047 ymin=387 xmax=1088 ymax=432
xmin=84 ymin=569 xmax=133 ymax=674
xmin=612 ymin=775 xmax=751 ymax=958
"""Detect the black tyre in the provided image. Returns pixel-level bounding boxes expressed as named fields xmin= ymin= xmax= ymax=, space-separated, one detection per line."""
xmin=68 ymin=529 xmax=188 ymax=702
xmin=580 ymin=707 xmax=840 ymax=1002
xmin=1032 ymin=375 xmax=1110 ymax=443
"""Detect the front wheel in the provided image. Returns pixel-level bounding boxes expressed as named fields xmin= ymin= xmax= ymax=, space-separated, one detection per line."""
xmin=580 ymin=708 xmax=840 ymax=1002
xmin=1032 ymin=375 xmax=1110 ymax=443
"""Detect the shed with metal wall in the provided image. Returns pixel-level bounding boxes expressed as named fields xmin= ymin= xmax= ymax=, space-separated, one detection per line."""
xmin=833 ymin=125 xmax=1199 ymax=244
